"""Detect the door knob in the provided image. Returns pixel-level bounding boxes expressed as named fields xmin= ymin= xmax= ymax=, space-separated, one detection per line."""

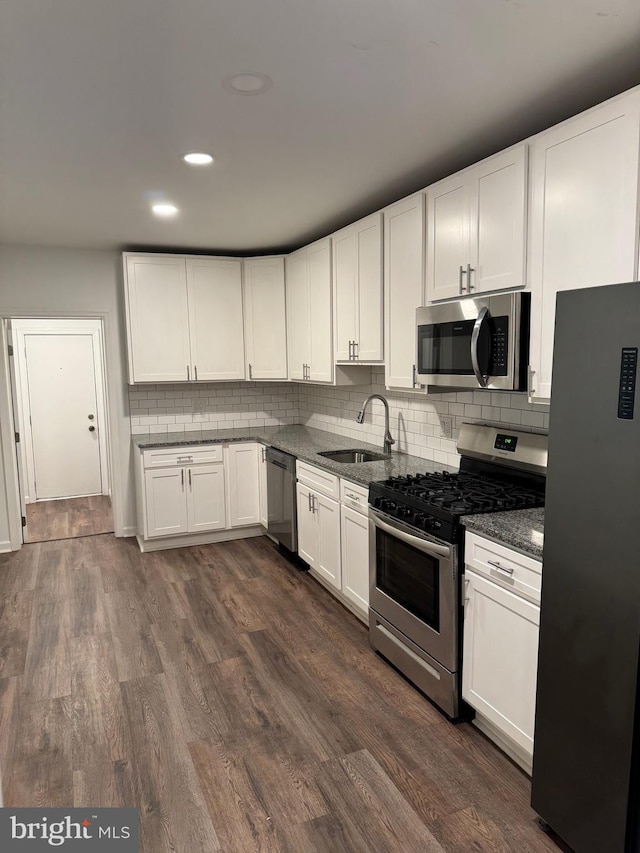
xmin=89 ymin=425 xmax=96 ymax=432
xmin=88 ymin=414 xmax=94 ymax=420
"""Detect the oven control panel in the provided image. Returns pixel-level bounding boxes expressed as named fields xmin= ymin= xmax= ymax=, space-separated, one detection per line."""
xmin=370 ymin=495 xmax=454 ymax=542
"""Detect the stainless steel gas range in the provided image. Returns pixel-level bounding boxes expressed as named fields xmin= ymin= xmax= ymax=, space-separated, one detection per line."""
xmin=368 ymin=422 xmax=547 ymax=719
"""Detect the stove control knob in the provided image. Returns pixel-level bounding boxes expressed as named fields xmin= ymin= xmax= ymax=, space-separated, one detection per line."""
xmin=429 ymin=518 xmax=442 ymax=531
xmin=373 ymin=496 xmax=383 ymax=509
xmin=414 ymin=513 xmax=426 ymax=528
xmin=381 ymin=499 xmax=397 ymax=513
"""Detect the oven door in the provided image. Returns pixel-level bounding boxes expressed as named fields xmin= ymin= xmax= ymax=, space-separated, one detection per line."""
xmin=416 ymin=292 xmax=528 ymax=390
xmin=369 ymin=508 xmax=458 ymax=672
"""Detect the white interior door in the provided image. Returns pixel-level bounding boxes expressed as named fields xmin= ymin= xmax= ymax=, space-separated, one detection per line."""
xmin=25 ymin=332 xmax=103 ymax=499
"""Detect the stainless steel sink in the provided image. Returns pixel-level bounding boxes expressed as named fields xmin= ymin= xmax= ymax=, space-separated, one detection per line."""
xmin=317 ymin=449 xmax=388 ymax=464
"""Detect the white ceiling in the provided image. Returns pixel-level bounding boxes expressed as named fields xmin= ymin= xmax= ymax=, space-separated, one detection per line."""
xmin=2 ymin=0 xmax=640 ymax=254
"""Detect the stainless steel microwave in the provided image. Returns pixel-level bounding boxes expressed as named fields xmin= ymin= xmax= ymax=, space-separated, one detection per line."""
xmin=416 ymin=292 xmax=530 ymax=391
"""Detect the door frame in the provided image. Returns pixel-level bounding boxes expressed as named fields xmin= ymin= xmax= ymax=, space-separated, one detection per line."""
xmin=0 ymin=310 xmax=120 ymax=551
xmin=11 ymin=318 xmax=110 ymax=503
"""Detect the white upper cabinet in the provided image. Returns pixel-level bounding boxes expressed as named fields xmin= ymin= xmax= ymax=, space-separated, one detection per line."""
xmin=426 ymin=144 xmax=527 ymax=301
xmin=243 ymin=256 xmax=287 ymax=380
xmin=384 ymin=192 xmax=425 ymax=390
xmin=286 ymin=238 xmax=334 ymax=384
xmin=186 ymin=258 xmax=245 ymax=381
xmin=124 ymin=253 xmax=244 ymax=383
xmin=308 ymin=238 xmax=333 ymax=383
xmin=332 ymin=212 xmax=383 ymax=362
xmin=528 ymin=92 xmax=640 ymax=403
xmin=125 ymin=255 xmax=191 ymax=383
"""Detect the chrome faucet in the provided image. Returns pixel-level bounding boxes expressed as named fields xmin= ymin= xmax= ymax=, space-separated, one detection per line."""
xmin=356 ymin=394 xmax=396 ymax=456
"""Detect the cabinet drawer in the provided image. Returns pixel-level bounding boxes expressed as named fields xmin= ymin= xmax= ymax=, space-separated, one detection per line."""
xmin=465 ymin=532 xmax=542 ymax=604
xmin=340 ymin=479 xmax=369 ymax=514
xmin=142 ymin=444 xmax=223 ymax=469
xmin=296 ymin=460 xmax=340 ymax=499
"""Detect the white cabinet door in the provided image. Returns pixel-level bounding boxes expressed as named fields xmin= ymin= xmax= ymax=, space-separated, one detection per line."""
xmin=315 ymin=492 xmax=341 ymax=591
xmin=384 ymin=193 xmax=425 ymax=389
xmin=258 ymin=445 xmax=268 ymax=528
xmin=463 ymin=570 xmax=540 ymax=755
xmin=356 ymin=213 xmax=383 ymax=361
xmin=471 ymin=145 xmax=527 ymax=294
xmin=286 ymin=247 xmax=310 ymax=381
xmin=333 ymin=226 xmax=358 ymax=361
xmin=528 ymin=93 xmax=640 ymax=402
xmin=144 ymin=467 xmax=188 ymax=538
xmin=125 ymin=256 xmax=191 ymax=383
xmin=333 ymin=213 xmax=383 ymax=363
xmin=296 ymin=482 xmax=317 ymax=568
xmin=308 ymin=238 xmax=333 ymax=383
xmin=187 ymin=258 xmax=245 ymax=381
xmin=187 ymin=464 xmax=226 ymax=532
xmin=427 ymin=174 xmax=468 ymax=301
xmin=340 ymin=504 xmax=369 ymax=615
xmin=244 ymin=257 xmax=288 ymax=380
xmin=226 ymin=443 xmax=259 ymax=527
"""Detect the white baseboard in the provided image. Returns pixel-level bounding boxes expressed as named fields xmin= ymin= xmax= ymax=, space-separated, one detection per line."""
xmin=136 ymin=526 xmax=263 ymax=553
xmin=0 ymin=540 xmax=13 ymax=554
xmin=472 ymin=713 xmax=533 ymax=776
xmin=118 ymin=525 xmax=138 ymax=538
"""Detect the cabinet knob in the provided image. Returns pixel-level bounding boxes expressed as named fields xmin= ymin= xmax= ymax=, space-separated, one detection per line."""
xmin=88 ymin=425 xmax=96 ymax=432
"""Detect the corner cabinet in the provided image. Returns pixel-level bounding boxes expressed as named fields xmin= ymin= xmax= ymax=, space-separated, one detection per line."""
xmin=528 ymin=91 xmax=640 ymax=403
xmin=134 ymin=442 xmax=262 ymax=552
xmin=243 ymin=257 xmax=288 ymax=380
xmin=124 ymin=253 xmax=245 ymax=384
xmin=332 ymin=212 xmax=383 ymax=362
xmin=286 ymin=238 xmax=333 ymax=384
xmin=426 ymin=144 xmax=527 ymax=302
xmin=384 ymin=192 xmax=426 ymax=390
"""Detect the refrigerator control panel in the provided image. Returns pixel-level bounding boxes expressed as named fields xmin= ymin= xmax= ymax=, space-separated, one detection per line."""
xmin=618 ymin=347 xmax=637 ymax=420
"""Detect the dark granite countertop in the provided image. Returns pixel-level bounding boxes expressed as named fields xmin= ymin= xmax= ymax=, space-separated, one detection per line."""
xmin=462 ymin=507 xmax=544 ymax=561
xmin=132 ymin=424 xmax=455 ymax=486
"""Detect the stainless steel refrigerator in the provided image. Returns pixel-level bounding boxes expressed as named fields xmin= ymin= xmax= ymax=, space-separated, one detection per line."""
xmin=531 ymin=281 xmax=640 ymax=853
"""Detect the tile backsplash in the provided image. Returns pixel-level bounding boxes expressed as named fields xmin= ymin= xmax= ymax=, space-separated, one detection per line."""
xmin=298 ymin=368 xmax=549 ymax=469
xmin=129 ymin=369 xmax=549 ymax=470
xmin=129 ymin=381 xmax=299 ymax=434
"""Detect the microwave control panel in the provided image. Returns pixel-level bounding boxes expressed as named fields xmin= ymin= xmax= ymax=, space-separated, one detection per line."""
xmin=489 ymin=317 xmax=509 ymax=375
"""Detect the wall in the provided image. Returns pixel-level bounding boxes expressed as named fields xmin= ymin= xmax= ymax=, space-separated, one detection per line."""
xmin=129 ymin=381 xmax=299 ymax=434
xmin=0 ymin=245 xmax=135 ymax=540
xmin=298 ymin=368 xmax=549 ymax=469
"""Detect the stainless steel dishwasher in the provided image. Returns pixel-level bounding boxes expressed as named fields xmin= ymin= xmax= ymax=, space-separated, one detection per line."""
xmin=265 ymin=447 xmax=297 ymax=553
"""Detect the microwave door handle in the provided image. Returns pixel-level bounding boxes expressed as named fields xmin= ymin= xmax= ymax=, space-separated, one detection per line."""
xmin=471 ymin=306 xmax=490 ymax=388
xmin=370 ymin=510 xmax=451 ymax=559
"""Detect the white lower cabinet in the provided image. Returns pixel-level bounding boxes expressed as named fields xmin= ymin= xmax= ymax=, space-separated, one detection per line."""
xmin=340 ymin=504 xmax=369 ymax=617
xmin=225 ymin=443 xmax=259 ymax=527
xmin=258 ymin=445 xmax=268 ymax=528
xmin=462 ymin=532 xmax=542 ymax=773
xmin=135 ymin=442 xmax=262 ymax=551
xmin=296 ymin=481 xmax=341 ymax=591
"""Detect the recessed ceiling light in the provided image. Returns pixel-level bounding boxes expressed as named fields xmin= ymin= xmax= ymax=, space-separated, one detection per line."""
xmin=222 ymin=73 xmax=273 ymax=95
xmin=182 ymin=152 xmax=214 ymax=166
xmin=152 ymin=203 xmax=179 ymax=217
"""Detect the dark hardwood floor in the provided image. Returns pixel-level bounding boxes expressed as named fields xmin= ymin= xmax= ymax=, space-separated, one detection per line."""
xmin=25 ymin=495 xmax=113 ymax=543
xmin=0 ymin=534 xmax=563 ymax=852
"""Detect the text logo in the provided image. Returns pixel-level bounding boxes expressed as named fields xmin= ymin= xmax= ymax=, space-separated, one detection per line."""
xmin=0 ymin=809 xmax=138 ymax=851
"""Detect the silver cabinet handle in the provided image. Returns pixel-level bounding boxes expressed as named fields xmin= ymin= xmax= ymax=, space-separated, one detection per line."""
xmin=488 ymin=559 xmax=515 ymax=576
xmin=345 ymin=492 xmax=360 ymax=503
xmin=528 ymin=366 xmax=536 ymax=398
xmin=471 ymin=306 xmax=490 ymax=388
xmin=467 ymin=262 xmax=475 ymax=292
xmin=248 ymin=363 xmax=253 ymax=380
xmin=181 ymin=469 xmax=185 ymax=490
xmin=261 ymin=446 xmax=266 ymax=462
xmin=194 ymin=365 xmax=198 ymax=381
xmin=353 ymin=341 xmax=358 ymax=360
xmin=348 ymin=341 xmax=352 ymax=360
xmin=188 ymin=468 xmax=192 ymax=489
xmin=412 ymin=364 xmax=417 ymax=388
xmin=312 ymin=494 xmax=318 ymax=514
xmin=187 ymin=365 xmax=190 ymax=381
xmin=177 ymin=455 xmax=193 ymax=462
xmin=307 ymin=491 xmax=312 ymax=512
xmin=459 ymin=265 xmax=467 ymax=294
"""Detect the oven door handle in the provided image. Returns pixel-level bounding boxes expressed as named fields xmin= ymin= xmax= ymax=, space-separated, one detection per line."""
xmin=370 ymin=510 xmax=451 ymax=559
xmin=471 ymin=306 xmax=490 ymax=388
